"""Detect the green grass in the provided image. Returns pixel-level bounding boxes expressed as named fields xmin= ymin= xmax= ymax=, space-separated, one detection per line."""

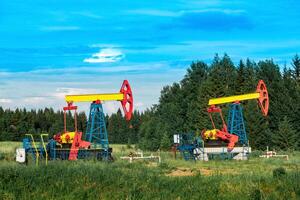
xmin=0 ymin=161 xmax=299 ymax=200
xmin=0 ymin=142 xmax=299 ymax=199
xmin=160 ymin=152 xmax=300 ymax=176
xmin=0 ymin=142 xmax=20 ymax=154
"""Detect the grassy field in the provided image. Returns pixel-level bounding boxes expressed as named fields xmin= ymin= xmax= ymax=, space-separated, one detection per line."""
xmin=0 ymin=142 xmax=299 ymax=199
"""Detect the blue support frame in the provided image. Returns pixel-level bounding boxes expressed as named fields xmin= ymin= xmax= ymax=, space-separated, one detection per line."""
xmin=227 ymin=103 xmax=248 ymax=145
xmin=85 ymin=103 xmax=109 ymax=153
xmin=23 ymin=137 xmax=38 ymax=161
xmin=177 ymin=133 xmax=203 ymax=161
xmin=48 ymin=139 xmax=56 ymax=160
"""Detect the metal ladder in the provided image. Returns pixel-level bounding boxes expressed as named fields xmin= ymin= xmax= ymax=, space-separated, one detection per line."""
xmin=24 ymin=134 xmax=39 ymax=166
xmin=24 ymin=134 xmax=48 ymax=166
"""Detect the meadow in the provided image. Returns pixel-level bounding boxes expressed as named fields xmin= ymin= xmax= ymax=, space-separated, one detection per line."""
xmin=0 ymin=142 xmax=299 ymax=200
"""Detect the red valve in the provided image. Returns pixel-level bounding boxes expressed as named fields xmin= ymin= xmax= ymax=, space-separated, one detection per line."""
xmin=120 ymin=80 xmax=133 ymax=120
xmin=256 ymin=80 xmax=269 ymax=116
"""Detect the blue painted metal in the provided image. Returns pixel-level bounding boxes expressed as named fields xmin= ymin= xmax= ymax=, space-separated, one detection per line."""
xmin=85 ymin=103 xmax=110 ymax=157
xmin=177 ymin=133 xmax=203 ymax=160
xmin=227 ymin=103 xmax=248 ymax=145
xmin=23 ymin=138 xmax=31 ymax=151
xmin=48 ymin=139 xmax=56 ymax=160
xmin=177 ymin=144 xmax=196 ymax=160
xmin=22 ymin=137 xmax=39 ymax=161
xmin=22 ymin=135 xmax=107 ymax=162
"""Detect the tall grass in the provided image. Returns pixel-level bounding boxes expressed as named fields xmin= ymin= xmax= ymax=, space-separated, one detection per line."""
xmin=0 ymin=142 xmax=299 ymax=199
xmin=0 ymin=161 xmax=299 ymax=200
xmin=0 ymin=142 xmax=20 ymax=154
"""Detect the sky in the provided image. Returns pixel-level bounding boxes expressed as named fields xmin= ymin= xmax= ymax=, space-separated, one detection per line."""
xmin=0 ymin=0 xmax=299 ymax=114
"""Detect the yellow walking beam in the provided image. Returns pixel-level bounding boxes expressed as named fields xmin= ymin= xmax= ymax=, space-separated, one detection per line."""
xmin=208 ymin=92 xmax=260 ymax=105
xmin=65 ymin=93 xmax=124 ymax=103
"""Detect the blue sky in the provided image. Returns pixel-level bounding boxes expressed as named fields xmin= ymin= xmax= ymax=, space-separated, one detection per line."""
xmin=0 ymin=0 xmax=299 ymax=113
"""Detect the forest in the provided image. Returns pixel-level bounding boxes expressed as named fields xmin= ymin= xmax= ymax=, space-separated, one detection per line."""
xmin=0 ymin=54 xmax=299 ymax=151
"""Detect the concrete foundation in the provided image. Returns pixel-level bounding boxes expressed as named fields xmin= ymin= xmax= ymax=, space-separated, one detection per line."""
xmin=193 ymin=146 xmax=251 ymax=161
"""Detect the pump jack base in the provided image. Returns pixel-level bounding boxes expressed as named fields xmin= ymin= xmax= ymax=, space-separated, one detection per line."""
xmin=193 ymin=146 xmax=251 ymax=161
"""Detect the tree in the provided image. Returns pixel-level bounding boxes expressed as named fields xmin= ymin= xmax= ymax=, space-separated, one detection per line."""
xmin=292 ymin=54 xmax=300 ymax=84
xmin=138 ymin=117 xmax=162 ymax=151
xmin=160 ymin=132 xmax=172 ymax=150
xmin=272 ymin=116 xmax=297 ymax=150
xmin=181 ymin=61 xmax=208 ymax=132
xmin=290 ymin=55 xmax=300 ymax=135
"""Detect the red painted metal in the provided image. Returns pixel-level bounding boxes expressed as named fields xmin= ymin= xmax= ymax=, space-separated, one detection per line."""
xmin=207 ymin=105 xmax=228 ymax=132
xmin=94 ymin=100 xmax=101 ymax=104
xmin=216 ymin=130 xmax=239 ymax=151
xmin=204 ymin=105 xmax=239 ymax=151
xmin=120 ymin=80 xmax=133 ymax=120
xmin=207 ymin=105 xmax=222 ymax=113
xmin=61 ymin=103 xmax=91 ymax=160
xmin=69 ymin=132 xmax=91 ymax=160
xmin=256 ymin=80 xmax=269 ymax=116
xmin=63 ymin=102 xmax=78 ymax=133
xmin=63 ymin=102 xmax=78 ymax=111
xmin=53 ymin=134 xmax=62 ymax=144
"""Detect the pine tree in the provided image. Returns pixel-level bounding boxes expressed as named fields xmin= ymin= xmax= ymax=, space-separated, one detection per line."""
xmin=292 ymin=54 xmax=300 ymax=84
xmin=138 ymin=117 xmax=161 ymax=151
xmin=290 ymin=55 xmax=300 ymax=137
xmin=160 ymin=132 xmax=171 ymax=150
xmin=236 ymin=60 xmax=246 ymax=94
xmin=244 ymin=101 xmax=271 ymax=149
xmin=77 ymin=112 xmax=87 ymax=133
xmin=272 ymin=116 xmax=297 ymax=150
xmin=181 ymin=61 xmax=208 ymax=132
xmin=157 ymin=83 xmax=185 ymax=135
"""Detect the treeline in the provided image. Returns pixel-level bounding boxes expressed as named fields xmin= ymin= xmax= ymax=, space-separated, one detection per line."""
xmin=0 ymin=107 xmax=143 ymax=144
xmin=138 ymin=54 xmax=300 ymax=151
xmin=1 ymin=54 xmax=300 ymax=151
xmin=0 ymin=108 xmax=85 ymax=141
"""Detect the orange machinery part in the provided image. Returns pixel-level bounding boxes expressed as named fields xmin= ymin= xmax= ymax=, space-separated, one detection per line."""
xmin=68 ymin=132 xmax=91 ymax=160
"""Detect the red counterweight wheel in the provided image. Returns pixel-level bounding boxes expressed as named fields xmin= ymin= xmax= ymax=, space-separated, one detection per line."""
xmin=256 ymin=80 xmax=269 ymax=116
xmin=120 ymin=80 xmax=133 ymax=120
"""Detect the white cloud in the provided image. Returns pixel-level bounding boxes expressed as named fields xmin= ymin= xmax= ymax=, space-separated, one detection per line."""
xmin=40 ymin=26 xmax=80 ymax=31
xmin=127 ymin=9 xmax=179 ymax=17
xmin=183 ymin=9 xmax=246 ymax=15
xmin=127 ymin=9 xmax=246 ymax=17
xmin=89 ymin=44 xmax=120 ymax=48
xmin=83 ymin=48 xmax=125 ymax=63
xmin=71 ymin=11 xmax=102 ymax=19
xmin=134 ymin=102 xmax=144 ymax=109
xmin=102 ymin=101 xmax=120 ymax=114
xmin=134 ymin=102 xmax=143 ymax=106
xmin=54 ymin=87 xmax=98 ymax=100
xmin=0 ymin=63 xmax=166 ymax=78
xmin=24 ymin=97 xmax=46 ymax=103
xmin=0 ymin=98 xmax=12 ymax=103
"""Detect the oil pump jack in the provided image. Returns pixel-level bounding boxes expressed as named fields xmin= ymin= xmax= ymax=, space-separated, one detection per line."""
xmin=53 ymin=80 xmax=133 ymax=160
xmin=202 ymin=80 xmax=269 ymax=151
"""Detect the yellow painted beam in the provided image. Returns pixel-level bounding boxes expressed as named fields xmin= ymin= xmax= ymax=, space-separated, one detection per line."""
xmin=65 ymin=93 xmax=124 ymax=103
xmin=208 ymin=92 xmax=260 ymax=105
